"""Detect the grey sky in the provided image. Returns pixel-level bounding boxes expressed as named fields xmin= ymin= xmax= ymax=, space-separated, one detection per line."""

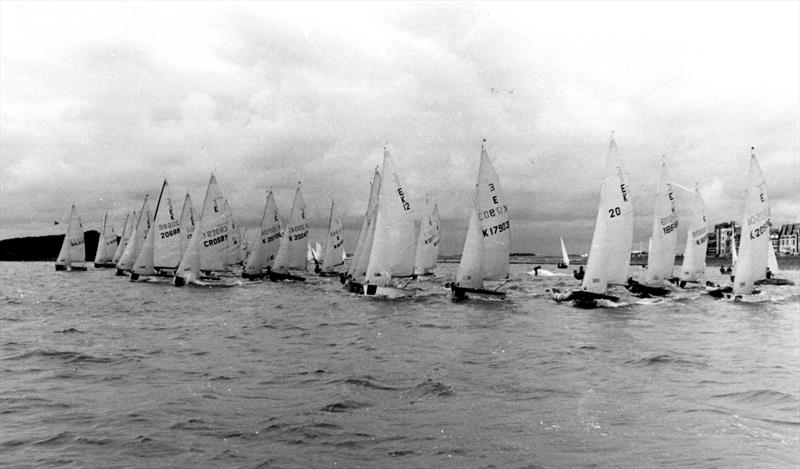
xmin=1 ymin=1 xmax=798 ymax=255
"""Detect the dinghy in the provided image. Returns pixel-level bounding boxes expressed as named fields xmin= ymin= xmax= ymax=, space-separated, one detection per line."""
xmin=710 ymin=149 xmax=775 ymax=298
xmin=54 ymin=205 xmax=87 ymax=271
xmin=269 ymin=183 xmax=309 ymax=282
xmin=673 ymin=184 xmax=708 ymax=288
xmin=316 ymin=200 xmax=345 ymax=277
xmin=93 ymin=211 xmax=118 ymax=268
xmin=450 ymin=140 xmax=510 ymax=300
xmin=131 ymin=179 xmax=182 ymax=281
xmin=343 ymin=168 xmax=381 ymax=293
xmin=552 ymin=135 xmax=632 ymax=308
xmin=178 ymin=192 xmax=195 ymax=259
xmin=174 ymin=174 xmax=234 ymax=286
xmin=557 ymin=237 xmax=569 ymax=268
xmin=413 ymin=195 xmax=440 ymax=276
xmin=242 ymin=190 xmax=282 ymax=280
xmin=361 ymin=146 xmax=418 ymax=298
xmin=626 ymin=158 xmax=676 ymax=298
xmin=112 ymin=211 xmax=133 ymax=266
xmin=755 ymin=232 xmax=794 ymax=286
xmin=116 ymin=196 xmax=152 ymax=276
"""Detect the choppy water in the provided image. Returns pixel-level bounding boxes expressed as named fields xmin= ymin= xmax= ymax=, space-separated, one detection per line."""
xmin=1 ymin=261 xmax=798 ymax=468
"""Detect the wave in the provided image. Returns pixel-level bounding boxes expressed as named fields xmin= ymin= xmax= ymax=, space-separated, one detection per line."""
xmin=319 ymin=400 xmax=371 ymax=413
xmin=712 ymin=389 xmax=799 ymax=406
xmin=627 ymin=353 xmax=707 ymax=368
xmin=1 ymin=349 xmax=121 ymax=364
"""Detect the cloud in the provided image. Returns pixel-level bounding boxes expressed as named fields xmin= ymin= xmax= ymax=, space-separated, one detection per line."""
xmin=1 ymin=2 xmax=798 ymax=258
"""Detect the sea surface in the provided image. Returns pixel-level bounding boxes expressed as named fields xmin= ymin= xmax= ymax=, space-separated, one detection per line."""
xmin=1 ymin=261 xmax=799 ymax=468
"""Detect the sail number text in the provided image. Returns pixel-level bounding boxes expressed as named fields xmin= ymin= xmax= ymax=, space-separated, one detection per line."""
xmin=397 ymin=188 xmax=411 ymax=211
xmin=482 ymin=220 xmax=510 ymax=238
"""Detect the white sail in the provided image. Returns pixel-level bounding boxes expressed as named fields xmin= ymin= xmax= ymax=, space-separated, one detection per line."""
xmin=321 ymin=200 xmax=345 ymax=272
xmin=94 ymin=212 xmax=118 ymax=265
xmin=272 ymin=183 xmax=309 ymax=273
xmin=560 ymin=237 xmax=569 ymax=267
xmin=767 ymin=241 xmax=780 ymax=274
xmin=414 ymin=196 xmax=440 ymax=275
xmin=680 ymin=185 xmax=708 ymax=282
xmin=112 ymin=211 xmax=132 ymax=264
xmin=179 ymin=192 xmax=195 ymax=258
xmin=151 ymin=180 xmax=182 ymax=269
xmin=455 ymin=204 xmax=485 ymax=289
xmin=243 ymin=190 xmax=282 ymax=276
xmin=348 ymin=168 xmax=381 ymax=280
xmin=132 ymin=215 xmax=156 ymax=276
xmin=223 ymin=199 xmax=244 ymax=267
xmin=644 ymin=159 xmax=679 ymax=284
xmin=455 ymin=141 xmax=511 ymax=288
xmin=733 ymin=151 xmax=771 ymax=295
xmin=582 ymin=136 xmax=633 ymax=293
xmin=731 ymin=233 xmax=738 ymax=266
xmin=175 ymin=174 xmax=233 ymax=279
xmin=55 ymin=205 xmax=86 ymax=269
xmin=365 ymin=148 xmax=417 ymax=286
xmin=117 ymin=196 xmax=152 ymax=272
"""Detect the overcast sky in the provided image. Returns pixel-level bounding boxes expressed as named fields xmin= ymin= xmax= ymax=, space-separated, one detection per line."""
xmin=1 ymin=1 xmax=798 ymax=255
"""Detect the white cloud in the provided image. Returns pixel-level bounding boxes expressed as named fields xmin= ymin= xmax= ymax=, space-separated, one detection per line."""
xmin=1 ymin=1 xmax=797 ymax=257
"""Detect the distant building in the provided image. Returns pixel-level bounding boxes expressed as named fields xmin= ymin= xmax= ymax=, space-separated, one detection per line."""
xmin=778 ymin=223 xmax=800 ymax=255
xmin=713 ymin=221 xmax=740 ymax=257
xmin=770 ymin=228 xmax=780 ymax=252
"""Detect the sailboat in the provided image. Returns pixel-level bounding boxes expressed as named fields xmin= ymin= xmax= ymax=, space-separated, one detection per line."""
xmin=54 ymin=205 xmax=87 ymax=271
xmin=112 ymin=211 xmax=133 ymax=266
xmin=361 ymin=146 xmax=418 ymax=297
xmin=556 ymin=237 xmax=570 ymax=269
xmin=552 ymin=135 xmax=633 ymax=307
xmin=710 ymin=149 xmax=773 ymax=298
xmin=676 ymin=184 xmax=708 ymax=287
xmin=450 ymin=140 xmax=510 ymax=300
xmin=242 ymin=190 xmax=282 ymax=279
xmin=343 ymin=167 xmax=381 ymax=292
xmin=131 ymin=180 xmax=182 ymax=280
xmin=317 ymin=200 xmax=345 ymax=276
xmin=178 ymin=192 xmax=195 ymax=259
xmin=174 ymin=174 xmax=234 ymax=286
xmin=116 ymin=195 xmax=152 ymax=276
xmin=413 ymin=195 xmax=440 ymax=276
xmin=626 ymin=158 xmax=676 ymax=297
xmin=756 ymin=241 xmax=794 ymax=285
xmin=223 ymin=199 xmax=244 ymax=268
xmin=269 ymin=183 xmax=309 ymax=282
xmin=93 ymin=211 xmax=118 ymax=268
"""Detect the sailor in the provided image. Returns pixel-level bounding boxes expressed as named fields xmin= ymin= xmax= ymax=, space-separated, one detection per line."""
xmin=548 ymin=288 xmax=573 ymax=302
xmin=765 ymin=267 xmax=773 ymax=279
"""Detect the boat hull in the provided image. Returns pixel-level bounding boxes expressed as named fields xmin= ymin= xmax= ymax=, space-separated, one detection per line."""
xmin=449 ymin=284 xmax=506 ymax=301
xmin=361 ymin=284 xmax=416 ymax=298
xmin=269 ymin=271 xmax=306 ymax=282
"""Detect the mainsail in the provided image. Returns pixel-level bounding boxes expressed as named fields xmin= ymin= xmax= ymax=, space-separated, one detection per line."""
xmin=414 ymin=196 xmax=440 ymax=275
xmin=93 ymin=211 xmax=118 ymax=266
xmin=644 ymin=158 xmax=678 ymax=284
xmin=680 ymin=184 xmax=708 ymax=282
xmin=320 ymin=200 xmax=345 ymax=273
xmin=55 ymin=205 xmax=86 ymax=270
xmin=272 ymin=183 xmax=309 ymax=274
xmin=365 ymin=147 xmax=417 ymax=286
xmin=560 ymin=237 xmax=570 ymax=267
xmin=348 ymin=168 xmax=381 ymax=281
xmin=112 ymin=211 xmax=132 ymax=264
xmin=733 ymin=150 xmax=771 ymax=295
xmin=179 ymin=192 xmax=195 ymax=258
xmin=243 ymin=190 xmax=282 ymax=277
xmin=582 ymin=135 xmax=633 ymax=294
xmin=455 ymin=141 xmax=510 ymax=289
xmin=175 ymin=174 xmax=233 ymax=283
xmin=117 ymin=196 xmax=152 ymax=272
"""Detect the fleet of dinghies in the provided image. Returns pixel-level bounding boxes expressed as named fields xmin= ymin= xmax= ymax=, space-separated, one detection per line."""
xmin=54 ymin=140 xmax=793 ymax=305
